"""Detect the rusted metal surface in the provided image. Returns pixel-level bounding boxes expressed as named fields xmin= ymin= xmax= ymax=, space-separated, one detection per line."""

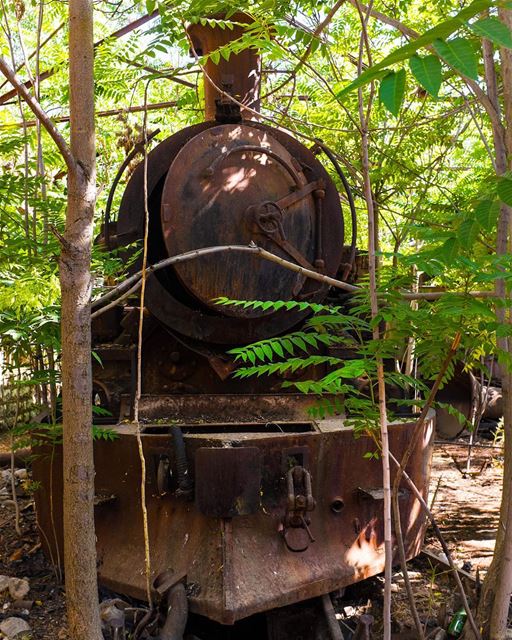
xmin=160 ymin=124 xmax=317 ymax=316
xmin=195 ymin=447 xmax=262 ymax=517
xmin=118 ymin=394 xmax=325 ymax=424
xmin=187 ymin=14 xmax=261 ymax=121
xmin=109 ymin=118 xmax=344 ymax=344
xmin=436 ymin=366 xmax=478 ymax=439
xmin=33 ymin=412 xmax=434 ymax=626
xmin=481 ymin=385 xmax=503 ymax=421
xmin=91 ymin=307 xmax=340 ymax=421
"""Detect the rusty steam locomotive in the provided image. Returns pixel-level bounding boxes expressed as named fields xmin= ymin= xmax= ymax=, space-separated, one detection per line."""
xmin=34 ymin=16 xmax=434 ymax=640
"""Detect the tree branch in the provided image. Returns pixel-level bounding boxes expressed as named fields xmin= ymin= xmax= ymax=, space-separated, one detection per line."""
xmin=91 ymin=243 xmax=496 ymax=318
xmin=0 ymin=21 xmax=65 ymax=92
xmin=348 ymin=1 xmax=505 ymax=142
xmin=354 ymin=2 xmax=393 ymax=636
xmin=0 ymin=11 xmax=159 ymax=106
xmin=0 ymin=56 xmax=76 ymax=173
xmin=348 ymin=0 xmax=418 ymax=38
xmin=1 ymin=100 xmax=179 ymax=130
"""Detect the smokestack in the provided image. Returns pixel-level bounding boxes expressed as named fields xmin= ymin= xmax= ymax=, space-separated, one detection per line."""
xmin=187 ymin=13 xmax=261 ymax=121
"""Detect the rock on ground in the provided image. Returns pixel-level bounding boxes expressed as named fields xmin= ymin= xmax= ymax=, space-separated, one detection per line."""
xmin=8 ymin=577 xmax=30 ymax=600
xmin=0 ymin=616 xmax=31 ymax=639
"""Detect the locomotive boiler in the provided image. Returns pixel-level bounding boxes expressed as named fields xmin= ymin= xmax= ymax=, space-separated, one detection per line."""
xmin=33 ymin=16 xmax=434 ymax=640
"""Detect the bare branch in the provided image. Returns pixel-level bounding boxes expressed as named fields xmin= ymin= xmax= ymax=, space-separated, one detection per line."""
xmin=0 ymin=56 xmax=76 ymax=173
xmin=348 ymin=1 xmax=418 ymax=38
xmin=91 ymin=243 xmax=495 ymax=318
xmin=1 ymin=100 xmax=179 ymax=130
xmin=348 ymin=0 xmax=505 ymax=143
xmin=0 ymin=11 xmax=159 ymax=106
xmin=0 ymin=21 xmax=65 ymax=92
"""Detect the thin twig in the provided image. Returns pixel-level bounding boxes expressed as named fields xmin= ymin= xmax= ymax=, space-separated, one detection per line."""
xmin=392 ymin=332 xmax=461 ymax=638
xmin=1 ymin=100 xmax=180 ymax=130
xmin=389 ymin=452 xmax=482 ymax=640
xmin=0 ymin=11 xmax=160 ymax=106
xmin=133 ymin=80 xmax=153 ymax=609
xmin=0 ymin=21 xmax=65 ymax=92
xmin=10 ymin=382 xmax=21 ymax=536
xmin=346 ymin=0 xmax=504 ymax=143
xmin=355 ymin=3 xmax=393 ymax=637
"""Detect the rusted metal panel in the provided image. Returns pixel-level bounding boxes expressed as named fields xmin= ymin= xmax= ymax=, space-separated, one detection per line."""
xmin=33 ymin=412 xmax=434 ymax=626
xmin=112 ymin=119 xmax=344 ymax=345
xmin=195 ymin=447 xmax=262 ymax=517
xmin=160 ymin=124 xmax=316 ymax=317
xmin=436 ymin=365 xmax=478 ymax=439
xmin=118 ymin=393 xmax=329 ymax=423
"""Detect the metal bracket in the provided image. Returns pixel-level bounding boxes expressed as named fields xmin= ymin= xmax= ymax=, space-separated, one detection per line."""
xmin=282 ymin=465 xmax=316 ymax=552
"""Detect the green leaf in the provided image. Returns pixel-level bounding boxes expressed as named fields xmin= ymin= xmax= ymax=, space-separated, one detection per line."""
xmin=302 ymin=334 xmax=319 ymax=348
xmin=433 ymin=37 xmax=478 ymax=80
xmin=458 ymin=218 xmax=479 ymax=248
xmin=220 ymin=47 xmax=231 ymax=62
xmin=210 ymin=50 xmax=220 ymax=65
xmin=337 ymin=0 xmax=491 ymax=97
xmin=409 ymin=54 xmax=442 ymax=97
xmin=291 ymin=336 xmax=308 ymax=352
xmin=474 ymin=199 xmax=500 ymax=230
xmin=261 ymin=343 xmax=274 ymax=361
xmin=281 ymin=339 xmax=295 ymax=355
xmin=498 ymin=176 xmax=512 ymax=205
xmin=379 ymin=69 xmax=406 ymax=116
xmin=440 ymin=236 xmax=460 ymax=262
xmin=496 ymin=324 xmax=512 ymax=337
xmin=92 ymin=351 xmax=103 ymax=368
xmin=146 ymin=0 xmax=156 ymax=11
xmin=469 ymin=16 xmax=512 ymax=48
xmin=271 ymin=341 xmax=284 ymax=358
xmin=254 ymin=346 xmax=265 ymax=362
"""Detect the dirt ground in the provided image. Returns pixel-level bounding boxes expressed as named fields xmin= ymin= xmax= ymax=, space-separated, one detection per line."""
xmin=0 ymin=432 xmax=505 ymax=639
xmin=425 ymin=439 xmax=502 ymax=571
xmin=389 ymin=437 xmax=504 ymax=635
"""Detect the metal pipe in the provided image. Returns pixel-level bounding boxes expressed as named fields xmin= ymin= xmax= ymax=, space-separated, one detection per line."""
xmin=159 ymin=583 xmax=188 ymax=640
xmin=321 ymin=594 xmax=343 ymax=640
xmin=171 ymin=425 xmax=193 ymax=498
xmin=103 ymin=129 xmax=160 ymax=249
xmin=187 ymin=13 xmax=261 ymax=121
xmin=314 ymin=140 xmax=358 ymax=281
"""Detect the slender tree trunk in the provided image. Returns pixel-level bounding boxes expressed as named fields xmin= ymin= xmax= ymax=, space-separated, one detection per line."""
xmin=471 ymin=12 xmax=512 ymax=639
xmin=488 ymin=17 xmax=512 ymax=623
xmin=60 ymin=1 xmax=102 ymax=638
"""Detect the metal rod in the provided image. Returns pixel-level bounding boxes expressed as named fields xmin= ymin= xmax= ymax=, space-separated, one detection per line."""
xmin=103 ymin=129 xmax=160 ymax=249
xmin=314 ymin=140 xmax=358 ymax=280
xmin=321 ymin=594 xmax=343 ymax=640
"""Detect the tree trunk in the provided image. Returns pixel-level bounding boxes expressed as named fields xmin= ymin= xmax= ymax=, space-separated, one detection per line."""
xmin=472 ymin=11 xmax=512 ymax=638
xmin=60 ymin=1 xmax=102 ymax=638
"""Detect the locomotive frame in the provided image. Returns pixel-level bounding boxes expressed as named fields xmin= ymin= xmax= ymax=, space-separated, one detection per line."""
xmin=33 ymin=14 xmax=434 ymax=640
